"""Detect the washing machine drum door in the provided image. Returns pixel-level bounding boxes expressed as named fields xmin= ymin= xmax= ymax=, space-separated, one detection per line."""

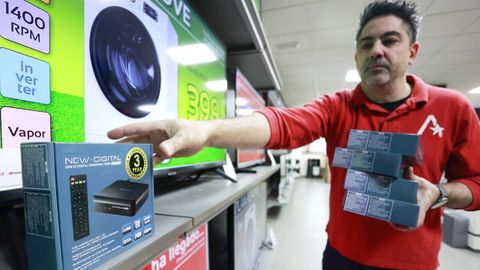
xmin=90 ymin=6 xmax=161 ymax=118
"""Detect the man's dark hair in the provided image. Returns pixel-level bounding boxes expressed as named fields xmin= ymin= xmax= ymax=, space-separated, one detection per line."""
xmin=355 ymin=0 xmax=421 ymax=44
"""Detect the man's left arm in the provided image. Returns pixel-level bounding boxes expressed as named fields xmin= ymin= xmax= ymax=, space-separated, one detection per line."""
xmin=400 ymin=168 xmax=477 ymax=230
xmin=441 ymin=100 xmax=480 ymax=211
xmin=441 ymin=181 xmax=474 ymax=209
xmin=400 ymin=101 xmax=480 ymax=230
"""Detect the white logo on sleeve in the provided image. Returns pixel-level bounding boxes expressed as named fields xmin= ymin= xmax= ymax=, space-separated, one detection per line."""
xmin=417 ymin=115 xmax=444 ymax=138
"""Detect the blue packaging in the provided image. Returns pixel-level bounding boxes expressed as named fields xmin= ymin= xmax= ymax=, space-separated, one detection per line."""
xmin=344 ymin=169 xmax=418 ymax=203
xmin=344 ymin=191 xmax=419 ymax=228
xmin=333 ymin=147 xmax=402 ymax=177
xmin=347 ymin=129 xmax=423 ymax=166
xmin=21 ymin=143 xmax=154 ymax=270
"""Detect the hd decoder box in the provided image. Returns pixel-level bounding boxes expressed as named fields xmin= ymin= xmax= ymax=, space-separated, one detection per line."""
xmin=21 ymin=143 xmax=154 ymax=270
xmin=333 ymin=147 xmax=402 ymax=177
xmin=343 ymin=190 xmax=419 ymax=228
xmin=344 ymin=169 xmax=418 ymax=204
xmin=347 ymin=129 xmax=423 ymax=166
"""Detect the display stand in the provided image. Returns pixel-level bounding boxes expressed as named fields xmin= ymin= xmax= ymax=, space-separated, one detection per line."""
xmin=192 ymin=168 xmax=238 ymax=183
xmin=235 ymin=168 xmax=257 ymax=174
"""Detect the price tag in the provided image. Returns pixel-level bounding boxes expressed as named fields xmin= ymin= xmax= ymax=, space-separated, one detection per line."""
xmin=186 ymin=83 xmax=220 ymax=120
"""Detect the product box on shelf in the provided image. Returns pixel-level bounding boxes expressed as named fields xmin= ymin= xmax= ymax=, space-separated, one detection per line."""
xmin=344 ymin=169 xmax=418 ymax=204
xmin=343 ymin=190 xmax=419 ymax=228
xmin=21 ymin=143 xmax=154 ymax=270
xmin=347 ymin=129 xmax=423 ymax=166
xmin=333 ymin=147 xmax=402 ymax=177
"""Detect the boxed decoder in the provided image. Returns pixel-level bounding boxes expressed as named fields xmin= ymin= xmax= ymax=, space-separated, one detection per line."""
xmin=344 ymin=169 xmax=418 ymax=204
xmin=21 ymin=143 xmax=154 ymax=270
xmin=333 ymin=147 xmax=402 ymax=177
xmin=347 ymin=129 xmax=423 ymax=166
xmin=343 ymin=190 xmax=419 ymax=228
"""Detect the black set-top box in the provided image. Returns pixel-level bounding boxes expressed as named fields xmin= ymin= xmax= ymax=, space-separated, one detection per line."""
xmin=347 ymin=129 xmax=423 ymax=166
xmin=93 ymin=180 xmax=149 ymax=217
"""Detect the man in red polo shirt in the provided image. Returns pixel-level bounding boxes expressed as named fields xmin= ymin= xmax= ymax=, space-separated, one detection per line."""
xmin=108 ymin=0 xmax=480 ymax=269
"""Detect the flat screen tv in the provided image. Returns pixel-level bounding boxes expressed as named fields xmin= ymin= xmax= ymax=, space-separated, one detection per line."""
xmin=84 ymin=0 xmax=227 ymax=177
xmin=235 ymin=69 xmax=266 ymax=169
xmin=0 ymin=0 xmax=227 ymax=203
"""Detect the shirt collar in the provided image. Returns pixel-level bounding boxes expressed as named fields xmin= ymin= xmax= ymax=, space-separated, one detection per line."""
xmin=351 ymin=74 xmax=429 ymax=109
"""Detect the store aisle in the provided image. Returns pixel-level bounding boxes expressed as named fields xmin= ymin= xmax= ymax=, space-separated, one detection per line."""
xmin=258 ymin=177 xmax=330 ymax=270
xmin=257 ymin=177 xmax=480 ymax=270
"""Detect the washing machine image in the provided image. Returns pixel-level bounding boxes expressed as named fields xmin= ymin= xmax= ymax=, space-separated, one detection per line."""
xmin=234 ymin=198 xmax=258 ymax=270
xmin=84 ymin=0 xmax=178 ymax=142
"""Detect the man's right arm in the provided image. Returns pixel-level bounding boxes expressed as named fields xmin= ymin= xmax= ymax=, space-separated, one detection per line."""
xmin=107 ymin=112 xmax=271 ymax=164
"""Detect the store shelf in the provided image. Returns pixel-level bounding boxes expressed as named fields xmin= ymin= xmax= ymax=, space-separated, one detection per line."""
xmin=99 ymin=166 xmax=279 ymax=269
xmin=189 ymin=0 xmax=282 ymax=90
xmin=100 ymin=215 xmax=192 ymax=270
xmin=154 ymin=165 xmax=280 ymax=227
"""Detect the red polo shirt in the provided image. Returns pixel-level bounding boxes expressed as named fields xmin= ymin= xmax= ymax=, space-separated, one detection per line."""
xmin=259 ymin=75 xmax=480 ymax=269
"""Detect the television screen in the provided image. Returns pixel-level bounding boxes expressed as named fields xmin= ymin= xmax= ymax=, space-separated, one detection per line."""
xmin=84 ymin=0 xmax=227 ymax=177
xmin=0 ymin=0 xmax=227 ymax=202
xmin=235 ymin=70 xmax=266 ymax=169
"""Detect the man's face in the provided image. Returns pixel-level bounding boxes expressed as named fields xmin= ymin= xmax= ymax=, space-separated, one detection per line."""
xmin=355 ymin=15 xmax=419 ymax=86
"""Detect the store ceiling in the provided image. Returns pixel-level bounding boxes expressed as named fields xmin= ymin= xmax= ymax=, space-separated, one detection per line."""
xmin=261 ymin=0 xmax=480 ymax=107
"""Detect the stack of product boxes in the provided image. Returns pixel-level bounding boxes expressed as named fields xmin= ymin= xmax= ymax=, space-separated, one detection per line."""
xmin=332 ymin=129 xmax=423 ymax=228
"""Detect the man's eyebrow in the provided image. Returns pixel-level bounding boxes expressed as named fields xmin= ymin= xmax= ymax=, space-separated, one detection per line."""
xmin=358 ymin=31 xmax=402 ymax=43
xmin=358 ymin=36 xmax=373 ymax=43
xmin=381 ymin=31 xmax=402 ymax=38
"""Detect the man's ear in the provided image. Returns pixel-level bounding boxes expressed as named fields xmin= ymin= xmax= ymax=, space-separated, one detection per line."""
xmin=408 ymin=41 xmax=420 ymax=65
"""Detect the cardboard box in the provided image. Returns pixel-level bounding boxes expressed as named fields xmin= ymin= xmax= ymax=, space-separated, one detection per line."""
xmin=333 ymin=147 xmax=402 ymax=177
xmin=347 ymin=129 xmax=423 ymax=166
xmin=344 ymin=169 xmax=418 ymax=203
xmin=21 ymin=143 xmax=154 ymax=270
xmin=343 ymin=191 xmax=419 ymax=228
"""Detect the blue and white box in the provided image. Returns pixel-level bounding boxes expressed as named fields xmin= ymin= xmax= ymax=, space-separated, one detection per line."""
xmin=21 ymin=143 xmax=154 ymax=270
xmin=344 ymin=191 xmax=419 ymax=228
xmin=347 ymin=129 xmax=423 ymax=166
xmin=344 ymin=169 xmax=418 ymax=203
xmin=333 ymin=147 xmax=402 ymax=177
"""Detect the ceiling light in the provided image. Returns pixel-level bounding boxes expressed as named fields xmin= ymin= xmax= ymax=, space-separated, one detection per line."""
xmin=166 ymin=43 xmax=217 ymax=65
xmin=468 ymin=86 xmax=480 ymax=94
xmin=345 ymin=69 xmax=361 ymax=83
xmin=276 ymin=41 xmax=300 ymax=50
xmin=205 ymin=79 xmax=227 ymax=92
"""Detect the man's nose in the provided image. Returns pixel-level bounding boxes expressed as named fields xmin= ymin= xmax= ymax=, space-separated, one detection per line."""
xmin=369 ymin=41 xmax=384 ymax=59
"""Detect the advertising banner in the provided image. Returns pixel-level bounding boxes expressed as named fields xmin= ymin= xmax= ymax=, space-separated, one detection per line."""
xmin=143 ymin=224 xmax=209 ymax=270
xmin=0 ymin=0 xmax=84 ymax=191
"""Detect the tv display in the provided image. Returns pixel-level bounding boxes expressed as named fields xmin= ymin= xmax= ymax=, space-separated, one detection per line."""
xmin=235 ymin=69 xmax=266 ymax=169
xmin=84 ymin=0 xmax=227 ymax=177
xmin=0 ymin=0 xmax=227 ymax=203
